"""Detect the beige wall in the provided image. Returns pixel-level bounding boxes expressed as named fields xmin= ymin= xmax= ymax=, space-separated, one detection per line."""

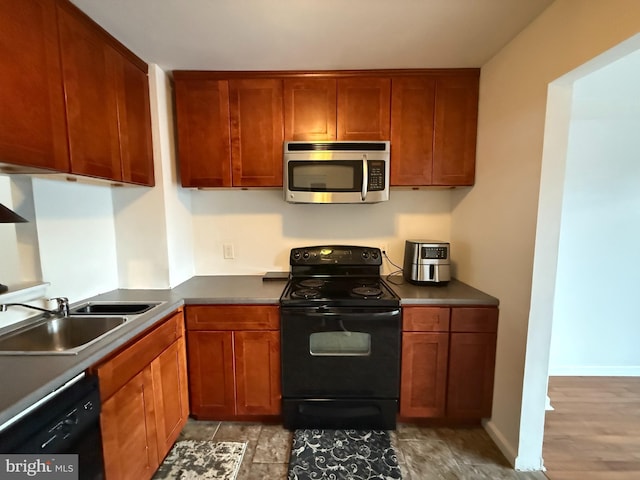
xmin=451 ymin=0 xmax=640 ymax=467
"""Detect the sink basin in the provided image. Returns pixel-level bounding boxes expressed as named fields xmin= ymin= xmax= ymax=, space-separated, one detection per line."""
xmin=0 ymin=315 xmax=128 ymax=355
xmin=70 ymin=302 xmax=159 ymax=316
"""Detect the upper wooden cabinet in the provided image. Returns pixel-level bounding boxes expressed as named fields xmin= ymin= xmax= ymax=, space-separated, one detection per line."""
xmin=0 ymin=0 xmax=69 ymax=172
xmin=337 ymin=77 xmax=391 ymax=141
xmin=229 ymin=78 xmax=284 ymax=187
xmin=173 ymin=69 xmax=478 ymax=188
xmin=284 ymin=78 xmax=337 ymax=141
xmin=174 ymin=74 xmax=283 ymax=187
xmin=57 ymin=0 xmax=154 ymax=185
xmin=0 ymin=0 xmax=154 ymax=185
xmin=390 ymin=76 xmax=436 ymax=185
xmin=432 ymin=74 xmax=479 ymax=186
xmin=174 ymin=78 xmax=232 ymax=187
xmin=390 ymin=72 xmax=479 ymax=186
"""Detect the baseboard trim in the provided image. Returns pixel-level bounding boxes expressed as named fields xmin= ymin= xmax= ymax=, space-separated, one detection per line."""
xmin=482 ymin=418 xmax=518 ymax=467
xmin=548 ymin=366 xmax=640 ymax=376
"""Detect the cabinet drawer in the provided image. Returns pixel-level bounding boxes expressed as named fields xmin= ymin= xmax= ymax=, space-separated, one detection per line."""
xmin=450 ymin=307 xmax=498 ymax=333
xmin=186 ymin=305 xmax=279 ymax=330
xmin=403 ymin=307 xmax=450 ymax=332
xmin=94 ymin=310 xmax=184 ymax=401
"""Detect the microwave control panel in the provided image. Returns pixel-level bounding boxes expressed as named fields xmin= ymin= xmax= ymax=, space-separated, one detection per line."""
xmin=367 ymin=161 xmax=386 ymax=191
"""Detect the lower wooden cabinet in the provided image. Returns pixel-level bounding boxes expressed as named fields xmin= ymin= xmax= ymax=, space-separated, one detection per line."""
xmin=399 ymin=306 xmax=498 ymax=420
xmin=186 ymin=305 xmax=281 ymax=420
xmin=93 ymin=309 xmax=189 ymax=480
xmin=446 ymin=307 xmax=498 ymax=418
xmin=400 ymin=332 xmax=448 ymax=417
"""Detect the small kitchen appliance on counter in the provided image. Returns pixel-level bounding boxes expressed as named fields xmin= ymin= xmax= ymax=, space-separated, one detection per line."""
xmin=280 ymin=245 xmax=401 ymax=430
xmin=403 ymin=240 xmax=451 ymax=285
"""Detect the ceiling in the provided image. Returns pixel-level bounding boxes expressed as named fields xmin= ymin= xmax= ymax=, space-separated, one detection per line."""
xmin=70 ymin=0 xmax=555 ymax=72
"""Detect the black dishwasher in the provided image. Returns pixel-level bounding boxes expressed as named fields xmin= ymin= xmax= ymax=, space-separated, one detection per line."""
xmin=0 ymin=374 xmax=104 ymax=479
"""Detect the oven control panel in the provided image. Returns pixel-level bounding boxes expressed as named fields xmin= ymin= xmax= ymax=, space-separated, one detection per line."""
xmin=290 ymin=246 xmax=382 ymax=266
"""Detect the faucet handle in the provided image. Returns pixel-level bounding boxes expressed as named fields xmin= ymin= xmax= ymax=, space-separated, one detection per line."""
xmin=49 ymin=297 xmax=70 ymax=316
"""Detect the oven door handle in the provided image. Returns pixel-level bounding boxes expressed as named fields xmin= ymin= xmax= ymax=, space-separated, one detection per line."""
xmin=304 ymin=309 xmax=400 ymax=318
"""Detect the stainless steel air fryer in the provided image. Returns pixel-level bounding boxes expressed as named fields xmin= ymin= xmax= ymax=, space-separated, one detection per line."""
xmin=403 ymin=240 xmax=451 ymax=285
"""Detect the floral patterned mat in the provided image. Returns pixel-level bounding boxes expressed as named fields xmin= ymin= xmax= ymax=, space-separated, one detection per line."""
xmin=153 ymin=440 xmax=246 ymax=480
xmin=288 ymin=429 xmax=402 ymax=480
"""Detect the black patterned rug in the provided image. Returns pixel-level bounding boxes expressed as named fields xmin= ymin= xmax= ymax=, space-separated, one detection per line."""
xmin=153 ymin=440 xmax=246 ymax=480
xmin=288 ymin=429 xmax=402 ymax=480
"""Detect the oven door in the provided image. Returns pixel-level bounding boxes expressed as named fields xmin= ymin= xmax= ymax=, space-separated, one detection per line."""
xmin=281 ymin=306 xmax=401 ymax=429
xmin=281 ymin=306 xmax=401 ymax=398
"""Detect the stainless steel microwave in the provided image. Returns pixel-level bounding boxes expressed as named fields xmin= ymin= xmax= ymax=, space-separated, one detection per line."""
xmin=284 ymin=141 xmax=390 ymax=204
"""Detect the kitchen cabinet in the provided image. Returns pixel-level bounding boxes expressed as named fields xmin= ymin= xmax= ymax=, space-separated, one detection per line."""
xmin=337 ymin=77 xmax=391 ymax=141
xmin=0 ymin=0 xmax=69 ymax=172
xmin=447 ymin=307 xmax=498 ymax=419
xmin=400 ymin=307 xmax=449 ymax=418
xmin=0 ymin=0 xmax=154 ymax=185
xmin=94 ymin=309 xmax=188 ymax=480
xmin=399 ymin=305 xmax=498 ymax=420
xmin=284 ymin=78 xmax=337 ymax=141
xmin=173 ymin=75 xmax=283 ymax=187
xmin=229 ymin=78 xmax=284 ymax=187
xmin=432 ymin=74 xmax=479 ymax=186
xmin=57 ymin=0 xmax=154 ymax=185
xmin=174 ymin=69 xmax=478 ymax=187
xmin=283 ymin=76 xmax=390 ymax=142
xmin=186 ymin=305 xmax=281 ymax=419
xmin=390 ymin=72 xmax=479 ymax=186
xmin=174 ymin=78 xmax=232 ymax=187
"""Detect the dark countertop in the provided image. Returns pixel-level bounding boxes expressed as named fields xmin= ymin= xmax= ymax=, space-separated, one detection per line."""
xmin=0 ymin=274 xmax=495 ymax=427
xmin=389 ymin=278 xmax=499 ymax=306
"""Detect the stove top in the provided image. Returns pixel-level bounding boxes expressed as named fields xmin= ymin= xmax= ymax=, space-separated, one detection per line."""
xmin=280 ymin=245 xmax=400 ymax=308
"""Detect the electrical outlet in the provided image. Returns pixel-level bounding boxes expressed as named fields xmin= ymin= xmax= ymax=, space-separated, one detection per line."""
xmin=223 ymin=243 xmax=235 ymax=259
xmin=379 ymin=243 xmax=388 ymax=255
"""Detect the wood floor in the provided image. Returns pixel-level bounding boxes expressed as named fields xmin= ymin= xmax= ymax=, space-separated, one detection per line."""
xmin=543 ymin=376 xmax=640 ymax=480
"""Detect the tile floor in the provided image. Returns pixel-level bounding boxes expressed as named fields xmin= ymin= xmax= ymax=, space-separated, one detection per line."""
xmin=178 ymin=419 xmax=548 ymax=479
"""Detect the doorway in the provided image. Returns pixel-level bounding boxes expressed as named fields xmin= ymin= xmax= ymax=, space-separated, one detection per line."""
xmin=519 ymin=34 xmax=640 ymax=470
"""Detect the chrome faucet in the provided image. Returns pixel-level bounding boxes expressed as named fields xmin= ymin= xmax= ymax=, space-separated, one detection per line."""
xmin=0 ymin=297 xmax=70 ymax=317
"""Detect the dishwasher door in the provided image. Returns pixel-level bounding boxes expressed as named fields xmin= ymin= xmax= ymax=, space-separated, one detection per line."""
xmin=0 ymin=374 xmax=104 ymax=479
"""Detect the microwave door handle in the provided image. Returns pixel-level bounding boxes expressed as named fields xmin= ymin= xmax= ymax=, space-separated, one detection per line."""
xmin=361 ymin=154 xmax=368 ymax=201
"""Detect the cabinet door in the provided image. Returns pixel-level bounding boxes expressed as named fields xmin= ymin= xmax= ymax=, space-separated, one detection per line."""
xmin=152 ymin=337 xmax=189 ymax=460
xmin=229 ymin=78 xmax=283 ymax=187
xmin=57 ymin=2 xmax=122 ymax=181
xmin=400 ymin=332 xmax=448 ymax=418
xmin=447 ymin=332 xmax=497 ymax=418
xmin=101 ymin=367 xmax=159 ymax=480
xmin=337 ymin=77 xmax=391 ymax=140
xmin=432 ymin=74 xmax=479 ymax=186
xmin=174 ymin=78 xmax=232 ymax=187
xmin=390 ymin=77 xmax=436 ymax=186
xmin=117 ymin=57 xmax=154 ymax=186
xmin=284 ymin=78 xmax=337 ymax=141
xmin=187 ymin=331 xmax=235 ymax=418
xmin=234 ymin=330 xmax=281 ymax=416
xmin=0 ymin=0 xmax=69 ymax=171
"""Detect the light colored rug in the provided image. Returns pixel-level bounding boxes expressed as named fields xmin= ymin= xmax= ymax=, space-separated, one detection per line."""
xmin=154 ymin=440 xmax=246 ymax=480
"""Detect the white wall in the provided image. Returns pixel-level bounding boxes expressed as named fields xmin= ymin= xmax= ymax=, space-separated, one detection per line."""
xmin=32 ymin=178 xmax=119 ymax=301
xmin=549 ymin=50 xmax=640 ymax=376
xmin=0 ymin=177 xmax=21 ymax=287
xmin=191 ymin=189 xmax=452 ymax=275
xmin=112 ymin=65 xmax=194 ymax=289
xmin=450 ymin=0 xmax=640 ymax=470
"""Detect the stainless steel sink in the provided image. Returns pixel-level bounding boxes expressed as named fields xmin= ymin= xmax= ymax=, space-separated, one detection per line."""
xmin=0 ymin=315 xmax=128 ymax=355
xmin=69 ymin=301 xmax=160 ymax=316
